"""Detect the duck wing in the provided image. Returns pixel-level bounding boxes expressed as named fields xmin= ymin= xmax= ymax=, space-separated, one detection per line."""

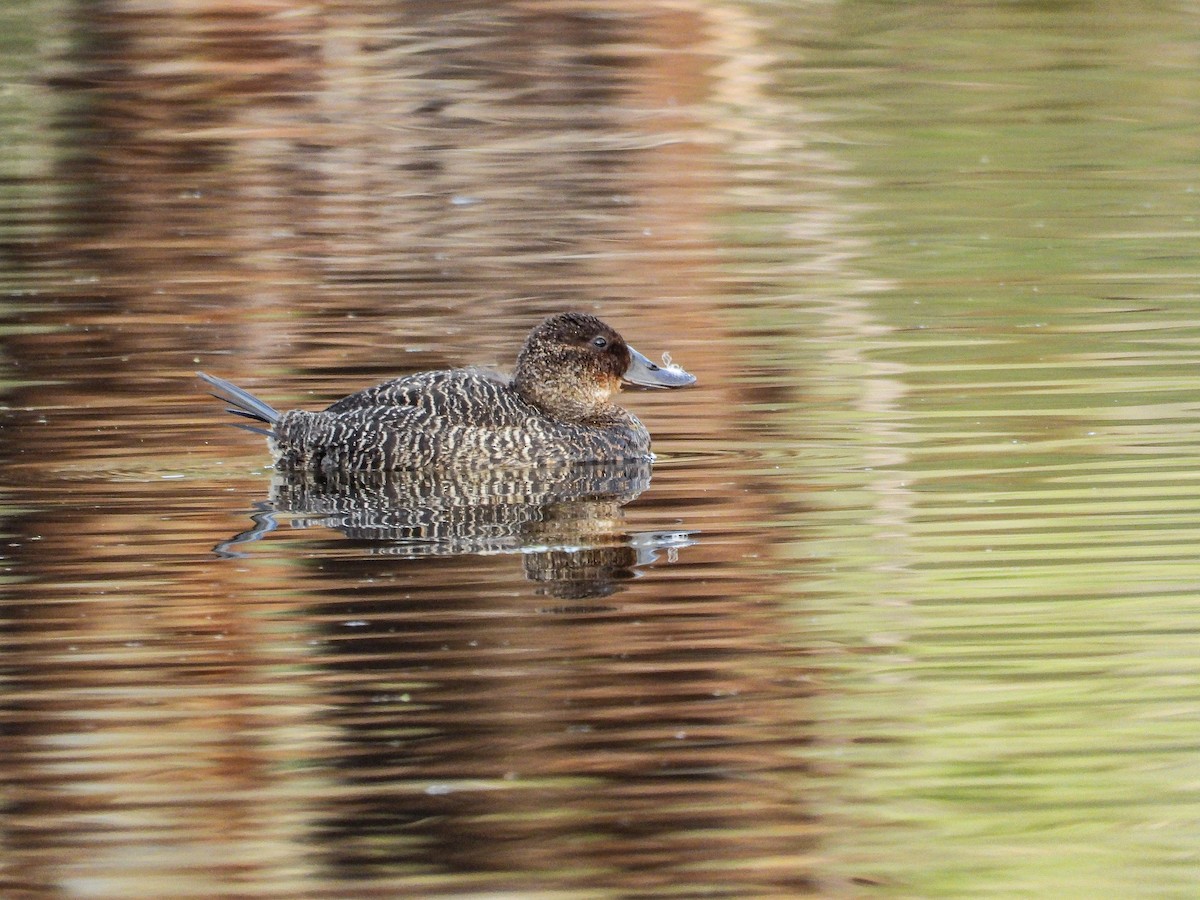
xmin=323 ymin=369 xmax=511 ymax=419
xmin=321 ymin=369 xmax=532 ymax=434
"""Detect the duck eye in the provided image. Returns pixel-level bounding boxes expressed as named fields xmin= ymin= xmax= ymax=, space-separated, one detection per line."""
xmin=592 ymin=336 xmax=608 ymax=349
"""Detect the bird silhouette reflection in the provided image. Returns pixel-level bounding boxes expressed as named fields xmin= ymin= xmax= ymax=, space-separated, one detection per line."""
xmin=217 ymin=460 xmax=693 ymax=598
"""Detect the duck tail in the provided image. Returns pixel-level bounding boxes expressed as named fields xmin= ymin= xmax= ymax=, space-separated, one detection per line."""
xmin=197 ymin=372 xmax=280 ymax=437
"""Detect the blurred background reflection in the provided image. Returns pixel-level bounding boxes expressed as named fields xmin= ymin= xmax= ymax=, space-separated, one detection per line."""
xmin=4 ymin=0 xmax=1200 ymax=897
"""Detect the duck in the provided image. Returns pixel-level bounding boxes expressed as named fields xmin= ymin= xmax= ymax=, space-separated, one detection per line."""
xmin=198 ymin=312 xmax=695 ymax=471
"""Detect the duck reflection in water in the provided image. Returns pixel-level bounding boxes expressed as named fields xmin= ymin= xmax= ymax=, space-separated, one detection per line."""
xmin=217 ymin=462 xmax=694 ymax=598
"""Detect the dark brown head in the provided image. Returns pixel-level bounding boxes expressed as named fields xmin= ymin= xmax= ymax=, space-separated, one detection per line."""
xmin=513 ymin=312 xmax=695 ymax=422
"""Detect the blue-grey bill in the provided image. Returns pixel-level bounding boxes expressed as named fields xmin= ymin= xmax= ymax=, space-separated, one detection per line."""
xmin=622 ymin=346 xmax=697 ymax=389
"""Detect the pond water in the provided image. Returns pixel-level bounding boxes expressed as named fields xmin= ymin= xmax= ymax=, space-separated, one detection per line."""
xmin=3 ymin=1 xmax=1200 ymax=896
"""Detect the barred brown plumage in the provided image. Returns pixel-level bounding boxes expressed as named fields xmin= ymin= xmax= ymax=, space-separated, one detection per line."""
xmin=199 ymin=312 xmax=695 ymax=472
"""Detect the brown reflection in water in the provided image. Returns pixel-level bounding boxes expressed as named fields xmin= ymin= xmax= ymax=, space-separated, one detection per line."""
xmin=2 ymin=1 xmax=832 ymax=896
xmin=304 ymin=544 xmax=817 ymax=894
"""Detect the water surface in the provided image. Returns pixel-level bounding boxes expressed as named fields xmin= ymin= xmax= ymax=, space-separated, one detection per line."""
xmin=2 ymin=1 xmax=1200 ymax=896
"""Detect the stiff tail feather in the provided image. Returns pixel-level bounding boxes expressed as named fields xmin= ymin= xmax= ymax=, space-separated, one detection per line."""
xmin=197 ymin=372 xmax=280 ymax=437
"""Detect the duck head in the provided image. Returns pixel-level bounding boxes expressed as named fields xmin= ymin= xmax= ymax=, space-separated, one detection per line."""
xmin=514 ymin=312 xmax=696 ymax=421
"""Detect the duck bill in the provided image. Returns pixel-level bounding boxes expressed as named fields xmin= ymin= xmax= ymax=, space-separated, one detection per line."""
xmin=622 ymin=346 xmax=697 ymax=389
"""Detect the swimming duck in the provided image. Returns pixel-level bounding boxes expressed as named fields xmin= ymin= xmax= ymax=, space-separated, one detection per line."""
xmin=199 ymin=312 xmax=695 ymax=471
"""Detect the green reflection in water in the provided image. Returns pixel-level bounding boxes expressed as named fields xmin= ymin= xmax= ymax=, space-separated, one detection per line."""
xmin=750 ymin=1 xmax=1200 ymax=896
xmin=0 ymin=1 xmax=66 ymax=251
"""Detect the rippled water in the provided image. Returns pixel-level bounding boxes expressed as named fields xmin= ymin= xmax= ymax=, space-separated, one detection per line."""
xmin=3 ymin=1 xmax=1200 ymax=897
